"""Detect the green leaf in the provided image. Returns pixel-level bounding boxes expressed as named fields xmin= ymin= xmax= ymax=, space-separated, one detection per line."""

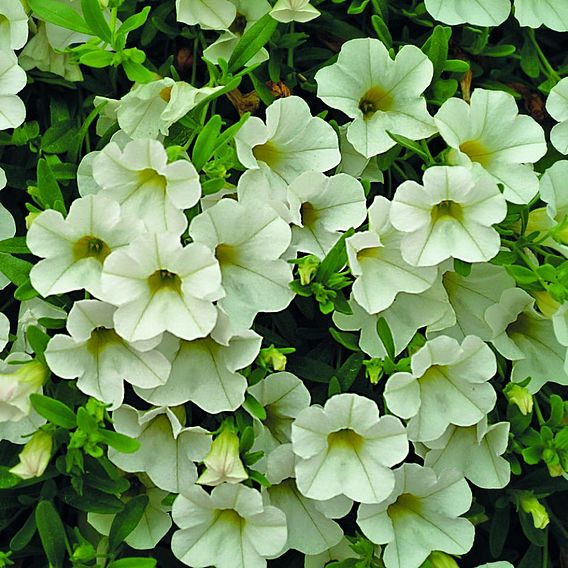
xmin=370 ymin=14 xmax=392 ymax=49
xmin=376 ymin=317 xmax=395 ymax=360
xmin=243 ymin=393 xmax=267 ymax=421
xmin=453 ymin=259 xmax=472 ymax=277
xmin=79 ymin=49 xmax=114 ymax=68
xmin=41 ymin=119 xmax=78 ymax=155
xmin=60 ymin=487 xmax=125 ymax=514
xmin=192 ymin=115 xmax=222 ymax=171
xmin=26 ymin=326 xmax=50 ymax=362
xmin=37 ymin=158 xmax=66 ymax=212
xmin=287 ymin=356 xmax=336 ymax=383
xmin=481 ymin=44 xmax=516 ymax=57
xmin=109 ymin=495 xmax=149 ymax=551
xmin=30 ymin=394 xmax=77 ymax=429
xmin=518 ymin=544 xmax=542 ymax=568
xmin=336 ymin=352 xmax=364 ymax=391
xmin=329 ymin=328 xmax=360 ymax=351
xmin=489 ymin=503 xmax=510 ymax=558
xmin=28 ymin=0 xmax=92 ymax=34
xmin=98 ymin=429 xmax=141 ymax=453
xmin=121 ymin=60 xmax=155 ymax=83
xmin=81 ymin=0 xmax=112 ymax=43
xmin=506 ymin=265 xmax=539 ymax=285
xmin=228 ymin=13 xmax=278 ymax=72
xmin=14 ymin=278 xmax=40 ymax=301
xmin=443 ymin=59 xmax=470 ymax=73
xmin=108 ymin=560 xmax=157 ymax=568
xmin=386 ymin=131 xmax=429 ymax=160
xmin=116 ymin=6 xmax=151 ymax=39
xmin=77 ymin=407 xmax=98 ymax=433
xmin=0 ymin=237 xmax=30 ymax=254
xmin=239 ymin=426 xmax=255 ymax=453
xmin=317 ymin=228 xmax=355 ymax=283
xmin=328 ymin=376 xmax=342 ymax=397
xmin=0 ymin=253 xmax=32 ymax=286
xmin=0 ymin=466 xmax=21 ymax=488
xmin=546 ymin=394 xmax=564 ymax=427
xmin=35 ymin=501 xmax=67 ymax=568
xmin=422 ymin=25 xmax=451 ymax=80
xmin=10 ymin=512 xmax=37 ymax=551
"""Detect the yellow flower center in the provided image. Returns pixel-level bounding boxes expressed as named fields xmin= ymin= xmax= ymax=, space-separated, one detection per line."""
xmin=327 ymin=428 xmax=364 ymax=451
xmin=252 ymin=141 xmax=280 ymax=168
xmin=358 ymin=86 xmax=393 ymax=119
xmin=73 ymin=236 xmax=111 ymax=263
xmin=301 ymin=202 xmax=319 ymax=227
xmin=459 ymin=139 xmax=491 ymax=166
xmin=388 ymin=493 xmax=422 ymax=519
xmin=147 ymin=269 xmax=182 ymax=294
xmin=87 ymin=327 xmax=121 ymax=355
xmin=137 ymin=168 xmax=167 ymax=191
xmin=431 ymin=200 xmax=463 ymax=223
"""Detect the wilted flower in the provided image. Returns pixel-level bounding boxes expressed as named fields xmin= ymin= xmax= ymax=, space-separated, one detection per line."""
xmin=9 ymin=430 xmax=52 ymax=480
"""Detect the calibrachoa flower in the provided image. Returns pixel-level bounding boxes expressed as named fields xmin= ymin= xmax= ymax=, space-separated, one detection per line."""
xmin=514 ymin=0 xmax=568 ymax=31
xmin=108 ymin=405 xmax=211 ymax=493
xmin=0 ymin=0 xmax=28 ymax=50
xmin=434 ymin=89 xmax=547 ymax=204
xmin=27 ymin=194 xmax=142 ymax=298
xmin=44 ymin=300 xmax=171 ymax=410
xmin=171 ymin=483 xmax=288 ymax=568
xmin=346 ymin=196 xmax=438 ymax=314
xmin=424 ymin=0 xmax=510 ymax=26
xmin=357 ymin=464 xmax=475 ymax=568
xmin=287 ymin=171 xmax=367 ymax=258
xmin=384 ymin=335 xmax=497 ymax=442
xmin=315 ymin=38 xmax=436 ymax=158
xmin=235 ymin=95 xmax=341 ymax=186
xmin=100 ymin=232 xmax=223 ymax=342
xmin=176 ymin=0 xmax=237 ymax=30
xmin=292 ymin=393 xmax=408 ymax=504
xmin=0 ymin=312 xmax=9 ymax=352
xmin=188 ymin=198 xmax=294 ymax=328
xmin=9 ymin=430 xmax=52 ymax=480
xmin=390 ymin=166 xmax=507 ymax=266
xmin=90 ymin=137 xmax=201 ymax=233
xmin=270 ymin=0 xmax=320 ymax=23
xmin=0 ymin=49 xmax=27 ymax=131
xmin=546 ymin=77 xmax=568 ymax=154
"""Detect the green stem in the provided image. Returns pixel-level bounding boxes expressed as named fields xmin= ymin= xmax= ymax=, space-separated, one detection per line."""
xmin=191 ymin=33 xmax=199 ymax=86
xmin=533 ymin=398 xmax=546 ymax=426
xmin=287 ymin=22 xmax=295 ymax=69
xmin=527 ymin=29 xmax=561 ymax=83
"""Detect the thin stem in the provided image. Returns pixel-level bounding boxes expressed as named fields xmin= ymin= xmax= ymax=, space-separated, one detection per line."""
xmin=527 ymin=29 xmax=561 ymax=83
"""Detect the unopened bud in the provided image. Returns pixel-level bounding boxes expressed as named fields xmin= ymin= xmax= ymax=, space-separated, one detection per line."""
xmin=428 ymin=551 xmax=459 ymax=568
xmin=9 ymin=430 xmax=52 ymax=480
xmin=504 ymin=383 xmax=533 ymax=416
xmin=519 ymin=494 xmax=550 ymax=529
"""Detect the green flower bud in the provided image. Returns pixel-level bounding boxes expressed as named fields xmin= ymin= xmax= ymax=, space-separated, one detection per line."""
xmin=9 ymin=430 xmax=52 ymax=480
xmin=519 ymin=493 xmax=550 ymax=529
xmin=504 ymin=383 xmax=533 ymax=415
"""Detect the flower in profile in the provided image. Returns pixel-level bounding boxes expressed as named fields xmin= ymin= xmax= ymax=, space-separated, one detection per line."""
xmin=517 ymin=493 xmax=550 ymax=529
xmin=546 ymin=77 xmax=568 ymax=154
xmin=27 ymin=194 xmax=142 ymax=298
xmin=384 ymin=335 xmax=497 ymax=442
xmin=315 ymin=38 xmax=436 ymax=158
xmin=514 ymin=0 xmax=568 ymax=31
xmin=235 ymin=95 xmax=341 ymax=186
xmin=101 ymin=232 xmax=223 ymax=342
xmin=90 ymin=138 xmax=201 ymax=233
xmin=270 ymin=0 xmax=320 ymax=23
xmin=435 ymin=89 xmax=547 ymax=203
xmin=292 ymin=393 xmax=408 ymax=504
xmin=358 ymin=464 xmax=475 ymax=568
xmin=0 ymin=49 xmax=27 ymax=131
xmin=424 ymin=0 xmax=510 ymax=26
xmin=44 ymin=300 xmax=171 ymax=410
xmin=390 ymin=166 xmax=507 ymax=267
xmin=171 ymin=484 xmax=287 ymax=568
xmin=9 ymin=430 xmax=52 ymax=480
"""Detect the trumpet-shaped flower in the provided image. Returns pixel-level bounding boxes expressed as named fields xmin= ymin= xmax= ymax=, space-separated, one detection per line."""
xmin=270 ymin=0 xmax=320 ymax=23
xmin=171 ymin=483 xmax=287 ymax=568
xmin=514 ymin=0 xmax=568 ymax=31
xmin=347 ymin=196 xmax=438 ymax=314
xmin=384 ymin=335 xmax=497 ymax=442
xmin=9 ymin=430 xmax=52 ymax=480
xmin=176 ymin=0 xmax=236 ymax=29
xmin=315 ymin=38 xmax=436 ymax=159
xmin=390 ymin=166 xmax=507 ymax=266
xmin=27 ymin=194 xmax=142 ymax=298
xmin=44 ymin=300 xmax=171 ymax=410
xmin=422 ymin=418 xmax=511 ymax=489
xmin=0 ymin=49 xmax=26 ymax=131
xmin=288 ymin=172 xmax=367 ymax=258
xmin=136 ymin=315 xmax=261 ymax=413
xmin=0 ymin=0 xmax=28 ymax=50
xmin=292 ymin=393 xmax=408 ymax=504
xmin=486 ymin=287 xmax=568 ymax=393
xmin=357 ymin=464 xmax=474 ymax=568
xmin=108 ymin=405 xmax=211 ymax=493
xmin=546 ymin=78 xmax=568 ymax=154
xmin=235 ymin=95 xmax=341 ymax=186
xmin=424 ymin=0 xmax=510 ymax=26
xmin=90 ymin=138 xmax=200 ymax=233
xmin=189 ymin=198 xmax=294 ymax=328
xmin=434 ymin=89 xmax=547 ymax=203
xmin=101 ymin=232 xmax=223 ymax=342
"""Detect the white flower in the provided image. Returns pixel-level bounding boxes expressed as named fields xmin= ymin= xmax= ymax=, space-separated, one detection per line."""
xmin=189 ymin=198 xmax=294 ymax=329
xmin=237 ymin=168 xmax=291 ymax=221
xmin=514 ymin=0 xmax=568 ymax=31
xmin=136 ymin=315 xmax=261 ymax=414
xmin=0 ymin=0 xmax=29 ymax=50
xmin=424 ymin=0 xmax=510 ymax=26
xmin=101 ymin=232 xmax=223 ymax=343
xmin=9 ymin=430 xmax=52 ymax=480
xmin=88 ymin=488 xmax=172 ymax=550
xmin=292 ymin=393 xmax=408 ymax=504
xmin=0 ymin=167 xmax=15 ymax=290
xmin=19 ymin=22 xmax=83 ymax=82
xmin=171 ymin=484 xmax=287 ymax=568
xmin=197 ymin=427 xmax=248 ymax=486
xmin=0 ymin=410 xmax=45 ymax=444
xmin=347 ymin=196 xmax=438 ymax=314
xmin=357 ymin=464 xmax=474 ymax=568
xmin=435 ymin=89 xmax=547 ymax=204
xmin=474 ymin=563 xmax=514 ymax=568
xmin=235 ymin=95 xmax=341 ymax=186
xmin=176 ymin=0 xmax=236 ymax=30
xmin=116 ymin=78 xmax=223 ymax=139
xmin=337 ymin=125 xmax=384 ymax=182
xmin=287 ymin=172 xmax=367 ymax=259
xmin=390 ymin=166 xmax=507 ymax=266
xmin=304 ymin=538 xmax=365 ymax=568
xmin=270 ymin=0 xmax=320 ymax=22
xmin=27 ymin=194 xmax=142 ymax=298
xmin=546 ymin=78 xmax=568 ymax=154
xmin=203 ymin=0 xmax=272 ymax=67
xmin=486 ymin=287 xmax=568 ymax=393
xmin=315 ymin=38 xmax=436 ymax=159
xmin=384 ymin=335 xmax=497 ymax=442
xmin=540 ymin=160 xmax=568 ymax=220
xmin=432 ymin=263 xmax=515 ymax=342
xmin=0 ymin=357 xmax=48 ymax=422
xmin=108 ymin=405 xmax=211 ymax=493
xmin=0 ymin=312 xmax=9 ymax=352
xmin=44 ymin=300 xmax=171 ymax=410
xmin=90 ymin=138 xmax=201 ymax=233
xmin=422 ymin=418 xmax=511 ymax=489
xmin=0 ymin=49 xmax=26 ymax=131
